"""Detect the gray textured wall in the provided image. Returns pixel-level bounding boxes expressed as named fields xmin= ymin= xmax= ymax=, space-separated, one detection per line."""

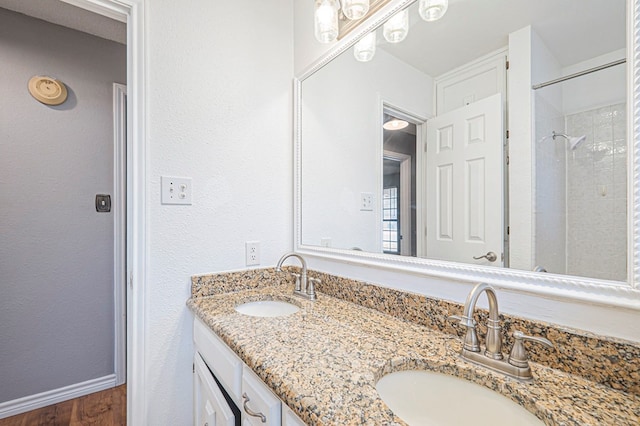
xmin=0 ymin=8 xmax=125 ymax=402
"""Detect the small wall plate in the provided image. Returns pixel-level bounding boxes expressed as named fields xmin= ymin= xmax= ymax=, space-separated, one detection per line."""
xmin=95 ymin=194 xmax=112 ymax=212
xmin=28 ymin=76 xmax=68 ymax=105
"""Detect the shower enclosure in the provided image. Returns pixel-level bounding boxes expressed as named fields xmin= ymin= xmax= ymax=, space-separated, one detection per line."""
xmin=533 ymin=57 xmax=627 ymax=281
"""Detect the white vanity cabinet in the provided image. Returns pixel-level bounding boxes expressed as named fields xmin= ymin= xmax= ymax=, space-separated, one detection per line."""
xmin=194 ymin=317 xmax=301 ymax=426
xmin=241 ymin=365 xmax=281 ymax=425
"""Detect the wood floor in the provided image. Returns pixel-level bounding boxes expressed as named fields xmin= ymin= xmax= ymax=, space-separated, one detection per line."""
xmin=0 ymin=385 xmax=126 ymax=426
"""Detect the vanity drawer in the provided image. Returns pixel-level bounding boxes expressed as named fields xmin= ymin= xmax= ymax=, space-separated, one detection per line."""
xmin=193 ymin=317 xmax=243 ymax=403
xmin=241 ymin=365 xmax=281 ymax=425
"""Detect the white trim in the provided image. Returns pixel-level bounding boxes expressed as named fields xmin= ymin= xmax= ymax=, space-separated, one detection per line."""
xmin=113 ymin=83 xmax=127 ymax=386
xmin=124 ymin=1 xmax=146 ymax=425
xmin=0 ymin=375 xmax=116 ymax=420
xmin=629 ymin=0 xmax=640 ymax=289
xmin=60 ymin=0 xmax=128 ymax=22
xmin=65 ymin=1 xmax=147 ymax=425
xmin=434 ymin=49 xmax=507 ymax=115
xmin=294 ymin=0 xmax=640 ymax=311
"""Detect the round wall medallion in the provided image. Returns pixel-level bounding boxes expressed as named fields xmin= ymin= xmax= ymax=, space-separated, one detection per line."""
xmin=28 ymin=76 xmax=68 ymax=105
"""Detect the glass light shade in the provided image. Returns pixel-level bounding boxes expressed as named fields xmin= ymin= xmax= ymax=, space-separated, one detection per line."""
xmin=419 ymin=0 xmax=448 ymax=22
xmin=383 ymin=119 xmax=409 ymax=130
xmin=383 ymin=9 xmax=409 ymax=43
xmin=314 ymin=0 xmax=339 ymax=43
xmin=342 ymin=0 xmax=370 ymax=20
xmin=354 ymin=32 xmax=376 ymax=62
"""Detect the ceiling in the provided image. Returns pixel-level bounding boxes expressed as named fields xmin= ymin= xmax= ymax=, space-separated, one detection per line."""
xmin=0 ymin=0 xmax=126 ymax=44
xmin=379 ymin=0 xmax=626 ymax=77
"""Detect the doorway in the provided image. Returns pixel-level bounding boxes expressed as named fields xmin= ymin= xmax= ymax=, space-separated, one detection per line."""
xmin=382 ymin=109 xmax=418 ymax=257
xmin=0 ymin=1 xmax=133 ymax=419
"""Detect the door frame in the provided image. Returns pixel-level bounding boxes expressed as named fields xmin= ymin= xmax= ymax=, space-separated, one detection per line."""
xmin=66 ymin=1 xmax=147 ymax=424
xmin=380 ymin=101 xmax=428 ymax=257
xmin=113 ymin=83 xmax=127 ymax=386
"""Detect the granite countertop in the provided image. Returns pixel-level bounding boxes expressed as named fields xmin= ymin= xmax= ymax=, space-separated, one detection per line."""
xmin=187 ymin=283 xmax=640 ymax=425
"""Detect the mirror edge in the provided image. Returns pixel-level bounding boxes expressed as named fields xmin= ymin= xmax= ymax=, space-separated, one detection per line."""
xmin=294 ymin=0 xmax=640 ymax=310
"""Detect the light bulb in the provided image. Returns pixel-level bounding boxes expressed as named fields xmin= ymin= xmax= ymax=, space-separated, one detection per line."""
xmin=383 ymin=119 xmax=409 ymax=130
xmin=419 ymin=0 xmax=448 ymax=22
xmin=342 ymin=0 xmax=370 ymax=20
xmin=383 ymin=9 xmax=409 ymax=43
xmin=354 ymin=32 xmax=376 ymax=62
xmin=314 ymin=0 xmax=339 ymax=43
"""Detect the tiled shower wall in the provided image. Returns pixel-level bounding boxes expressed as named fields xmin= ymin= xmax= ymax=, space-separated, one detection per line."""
xmin=565 ymin=103 xmax=627 ymax=281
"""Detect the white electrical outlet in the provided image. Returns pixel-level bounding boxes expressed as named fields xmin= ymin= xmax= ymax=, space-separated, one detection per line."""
xmin=360 ymin=192 xmax=374 ymax=211
xmin=161 ymin=176 xmax=192 ymax=205
xmin=245 ymin=241 xmax=260 ymax=266
xmin=320 ymin=238 xmax=332 ymax=247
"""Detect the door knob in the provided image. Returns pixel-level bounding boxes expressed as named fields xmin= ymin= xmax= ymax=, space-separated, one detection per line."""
xmin=473 ymin=251 xmax=497 ymax=262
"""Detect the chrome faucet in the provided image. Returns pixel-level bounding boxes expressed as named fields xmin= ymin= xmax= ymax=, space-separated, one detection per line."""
xmin=450 ymin=283 xmax=554 ymax=381
xmin=275 ymin=253 xmax=317 ymax=300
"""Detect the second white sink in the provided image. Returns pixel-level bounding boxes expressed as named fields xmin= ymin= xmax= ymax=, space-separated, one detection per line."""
xmin=376 ymin=370 xmax=543 ymax=425
xmin=235 ymin=300 xmax=299 ymax=317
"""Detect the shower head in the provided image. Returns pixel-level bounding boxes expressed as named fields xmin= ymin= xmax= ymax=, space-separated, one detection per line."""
xmin=552 ymin=131 xmax=586 ymax=150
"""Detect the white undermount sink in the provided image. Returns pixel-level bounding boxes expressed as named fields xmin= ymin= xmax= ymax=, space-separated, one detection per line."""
xmin=234 ymin=300 xmax=300 ymax=317
xmin=376 ymin=370 xmax=544 ymax=425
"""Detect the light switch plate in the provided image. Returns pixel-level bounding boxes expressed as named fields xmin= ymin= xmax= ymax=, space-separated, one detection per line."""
xmin=161 ymin=176 xmax=192 ymax=205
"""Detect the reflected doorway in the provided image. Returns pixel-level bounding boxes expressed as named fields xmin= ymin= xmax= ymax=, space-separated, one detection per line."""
xmin=383 ymin=111 xmax=417 ymax=256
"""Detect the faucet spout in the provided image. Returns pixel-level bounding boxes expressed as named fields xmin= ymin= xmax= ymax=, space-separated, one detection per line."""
xmin=275 ymin=252 xmax=315 ymax=300
xmin=462 ymin=283 xmax=500 ymax=322
xmin=461 ymin=283 xmax=503 ymax=359
xmin=450 ymin=283 xmax=554 ymax=381
xmin=275 ymin=253 xmax=307 ymax=274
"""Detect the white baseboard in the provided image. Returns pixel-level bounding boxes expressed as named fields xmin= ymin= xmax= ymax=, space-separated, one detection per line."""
xmin=0 ymin=374 xmax=117 ymax=420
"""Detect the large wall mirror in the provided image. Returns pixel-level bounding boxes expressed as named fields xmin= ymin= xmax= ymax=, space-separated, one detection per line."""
xmin=295 ymin=0 xmax=640 ymax=302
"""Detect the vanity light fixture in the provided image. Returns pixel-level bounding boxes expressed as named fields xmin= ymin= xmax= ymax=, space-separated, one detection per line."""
xmin=314 ymin=0 xmax=340 ymax=43
xmin=418 ymin=0 xmax=448 ymax=22
xmin=383 ymin=118 xmax=409 ymax=130
xmin=342 ymin=0 xmax=370 ymax=20
xmin=383 ymin=9 xmax=409 ymax=43
xmin=353 ymin=31 xmax=377 ymax=61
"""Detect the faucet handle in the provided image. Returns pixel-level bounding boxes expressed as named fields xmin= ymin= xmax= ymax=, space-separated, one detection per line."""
xmin=448 ymin=315 xmax=480 ymax=352
xmin=448 ymin=315 xmax=476 ymax=328
xmin=290 ymin=272 xmax=301 ymax=292
xmin=307 ymin=277 xmax=320 ymax=300
xmin=508 ymin=330 xmax=554 ymax=368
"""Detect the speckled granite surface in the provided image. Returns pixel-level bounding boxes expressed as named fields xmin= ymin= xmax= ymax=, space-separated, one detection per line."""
xmin=310 ymin=271 xmax=640 ymax=396
xmin=188 ymin=268 xmax=640 ymax=425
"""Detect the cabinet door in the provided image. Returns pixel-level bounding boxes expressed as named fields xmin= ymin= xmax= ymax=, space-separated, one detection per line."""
xmin=241 ymin=365 xmax=281 ymax=426
xmin=194 ymin=317 xmax=243 ymax=404
xmin=194 ymin=353 xmax=236 ymax=426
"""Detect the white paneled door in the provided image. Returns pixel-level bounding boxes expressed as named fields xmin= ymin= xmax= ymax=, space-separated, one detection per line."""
xmin=425 ymin=93 xmax=504 ymax=266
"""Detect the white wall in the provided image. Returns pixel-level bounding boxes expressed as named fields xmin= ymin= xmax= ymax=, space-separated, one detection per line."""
xmin=0 ymin=9 xmax=125 ymax=403
xmin=507 ymin=26 xmax=535 ymax=271
xmin=562 ymin=49 xmax=626 ymax=115
xmin=145 ymin=0 xmax=293 ymax=424
xmin=302 ymin=47 xmax=432 ymax=251
xmin=532 ymin=29 xmax=566 ymax=274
